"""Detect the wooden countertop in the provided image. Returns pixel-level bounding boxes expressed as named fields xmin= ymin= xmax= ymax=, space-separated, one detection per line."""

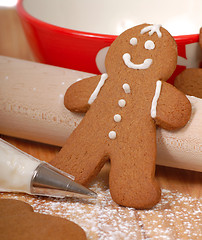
xmin=0 ymin=6 xmax=60 ymax=162
xmin=0 ymin=6 xmax=201 ymax=239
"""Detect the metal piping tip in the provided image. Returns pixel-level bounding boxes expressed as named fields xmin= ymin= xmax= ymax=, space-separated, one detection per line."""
xmin=30 ymin=163 xmax=97 ymax=199
xmin=68 ymin=180 xmax=97 ymax=199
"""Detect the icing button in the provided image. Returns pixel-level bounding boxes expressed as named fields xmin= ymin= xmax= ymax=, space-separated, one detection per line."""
xmin=118 ymin=99 xmax=126 ymax=108
xmin=109 ymin=131 xmax=116 ymax=140
xmin=114 ymin=114 xmax=121 ymax=122
xmin=123 ymin=83 xmax=131 ymax=94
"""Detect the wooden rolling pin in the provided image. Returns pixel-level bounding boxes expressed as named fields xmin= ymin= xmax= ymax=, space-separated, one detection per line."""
xmin=0 ymin=56 xmax=201 ymax=172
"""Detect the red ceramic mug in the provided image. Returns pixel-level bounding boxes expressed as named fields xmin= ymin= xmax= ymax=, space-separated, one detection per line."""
xmin=17 ymin=0 xmax=201 ymax=84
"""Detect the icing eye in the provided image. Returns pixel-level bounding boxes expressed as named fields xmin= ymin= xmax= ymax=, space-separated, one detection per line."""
xmin=130 ymin=37 xmax=137 ymax=46
xmin=144 ymin=40 xmax=155 ymax=50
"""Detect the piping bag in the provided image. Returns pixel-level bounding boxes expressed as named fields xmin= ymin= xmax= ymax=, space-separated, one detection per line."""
xmin=0 ymin=138 xmax=97 ymax=199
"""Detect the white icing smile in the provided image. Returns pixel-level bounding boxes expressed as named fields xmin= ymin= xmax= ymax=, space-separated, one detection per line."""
xmin=122 ymin=24 xmax=162 ymax=70
xmin=123 ymin=53 xmax=152 ymax=70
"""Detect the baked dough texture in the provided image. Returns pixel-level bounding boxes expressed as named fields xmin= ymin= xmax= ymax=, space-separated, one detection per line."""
xmin=174 ymin=27 xmax=202 ymax=98
xmin=0 ymin=199 xmax=87 ymax=240
xmin=51 ymin=24 xmax=191 ymax=209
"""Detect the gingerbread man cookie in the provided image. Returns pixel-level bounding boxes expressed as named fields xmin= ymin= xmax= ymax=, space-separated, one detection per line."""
xmin=51 ymin=24 xmax=191 ymax=209
xmin=0 ymin=199 xmax=87 ymax=240
xmin=174 ymin=27 xmax=202 ymax=98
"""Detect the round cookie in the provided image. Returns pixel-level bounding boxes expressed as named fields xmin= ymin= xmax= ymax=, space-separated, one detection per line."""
xmin=51 ymin=24 xmax=191 ymax=209
xmin=0 ymin=199 xmax=87 ymax=240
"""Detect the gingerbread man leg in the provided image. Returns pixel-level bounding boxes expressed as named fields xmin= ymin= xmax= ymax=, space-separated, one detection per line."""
xmin=109 ymin=122 xmax=161 ymax=209
xmin=51 ymin=112 xmax=109 ymax=186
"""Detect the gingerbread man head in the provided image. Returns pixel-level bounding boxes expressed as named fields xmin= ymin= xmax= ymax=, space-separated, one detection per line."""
xmin=106 ymin=24 xmax=177 ymax=82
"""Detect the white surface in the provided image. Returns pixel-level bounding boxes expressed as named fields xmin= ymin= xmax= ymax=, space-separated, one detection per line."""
xmin=22 ymin=0 xmax=202 ymax=36
xmin=0 ymin=0 xmax=17 ymax=7
xmin=0 ymin=139 xmax=40 ymax=193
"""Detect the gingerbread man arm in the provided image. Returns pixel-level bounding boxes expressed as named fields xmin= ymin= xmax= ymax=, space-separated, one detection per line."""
xmin=154 ymin=81 xmax=192 ymax=130
xmin=64 ymin=75 xmax=103 ymax=113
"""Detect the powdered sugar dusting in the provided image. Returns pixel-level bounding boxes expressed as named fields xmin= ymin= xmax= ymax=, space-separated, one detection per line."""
xmin=0 ymin=173 xmax=201 ymax=239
